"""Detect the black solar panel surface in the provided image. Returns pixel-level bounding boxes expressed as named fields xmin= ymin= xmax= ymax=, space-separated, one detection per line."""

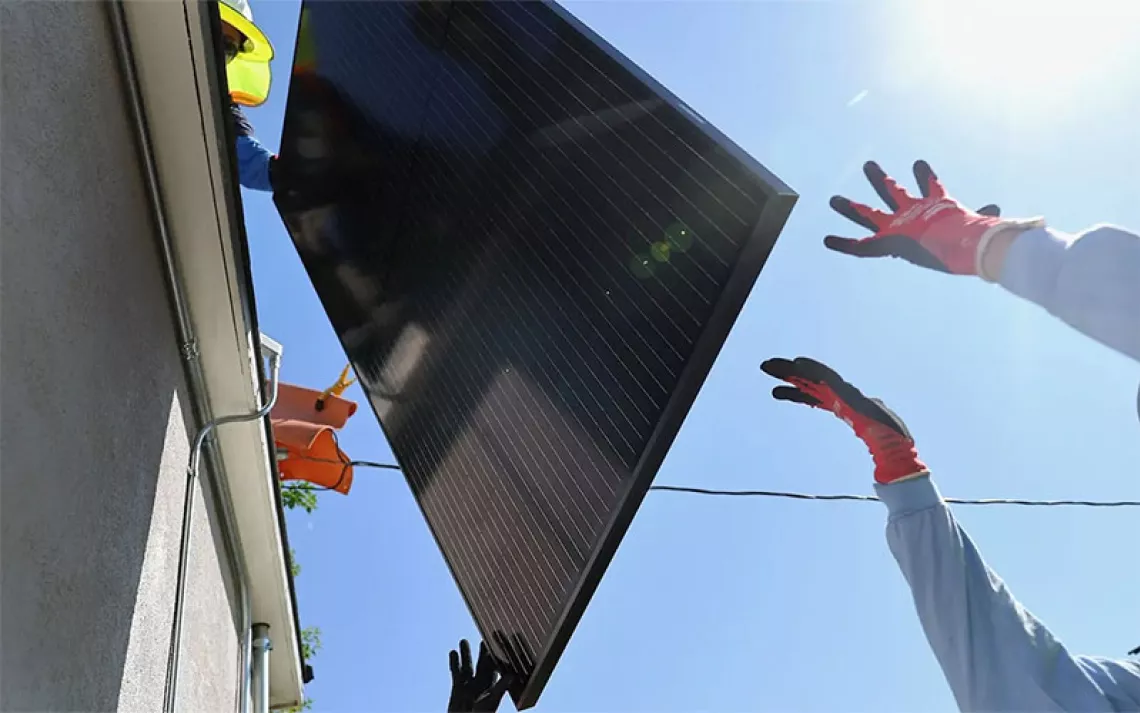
xmin=275 ymin=1 xmax=795 ymax=707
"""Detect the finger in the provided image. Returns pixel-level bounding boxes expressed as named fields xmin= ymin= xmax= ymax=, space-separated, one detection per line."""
xmin=912 ymin=160 xmax=947 ymax=200
xmin=829 ymin=195 xmax=891 ymax=232
xmin=864 ymin=161 xmax=916 ymax=211
xmin=796 ymin=357 xmax=865 ymax=406
xmin=790 ymin=358 xmax=880 ymax=423
xmin=459 ymin=639 xmax=474 ymax=677
xmin=976 ymin=203 xmax=1001 ymax=217
xmin=475 ymin=641 xmax=494 ymax=681
xmin=449 ymin=649 xmax=461 ymax=679
xmin=771 ymin=385 xmax=822 ymax=407
xmin=760 ymin=357 xmax=798 ymax=382
xmin=868 ymin=398 xmax=913 ymax=439
xmin=823 ymin=235 xmax=896 ymax=258
xmin=790 ymin=357 xmax=850 ymax=388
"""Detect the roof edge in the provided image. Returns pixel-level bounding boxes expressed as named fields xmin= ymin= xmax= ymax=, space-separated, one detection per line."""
xmin=117 ymin=0 xmax=304 ymax=707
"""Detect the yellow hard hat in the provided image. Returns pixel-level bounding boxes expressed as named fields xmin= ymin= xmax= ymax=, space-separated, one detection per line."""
xmin=219 ymin=0 xmax=273 ymax=62
xmin=219 ymin=0 xmax=274 ymax=107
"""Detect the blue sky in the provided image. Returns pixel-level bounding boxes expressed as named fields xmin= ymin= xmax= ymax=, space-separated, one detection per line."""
xmin=240 ymin=2 xmax=1140 ymax=710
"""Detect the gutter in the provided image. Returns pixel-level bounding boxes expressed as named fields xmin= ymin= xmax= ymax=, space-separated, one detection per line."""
xmin=193 ymin=0 xmax=312 ymax=690
xmin=108 ymin=3 xmax=258 ymax=711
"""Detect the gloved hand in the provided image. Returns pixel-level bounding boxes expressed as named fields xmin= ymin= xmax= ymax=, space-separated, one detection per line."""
xmin=825 ymin=160 xmax=1043 ymax=279
xmin=761 ymin=357 xmax=928 ymax=485
xmin=447 ymin=639 xmax=514 ymax=713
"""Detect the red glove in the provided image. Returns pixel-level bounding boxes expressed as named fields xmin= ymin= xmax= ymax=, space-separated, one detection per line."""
xmin=761 ymin=357 xmax=927 ymax=485
xmin=825 ymin=161 xmax=1043 ymax=279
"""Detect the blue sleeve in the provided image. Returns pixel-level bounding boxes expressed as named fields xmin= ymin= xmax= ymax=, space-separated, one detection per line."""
xmin=876 ymin=476 xmax=1140 ymax=712
xmin=230 ymin=104 xmax=274 ymax=193
xmin=998 ymin=225 xmax=1140 ymax=364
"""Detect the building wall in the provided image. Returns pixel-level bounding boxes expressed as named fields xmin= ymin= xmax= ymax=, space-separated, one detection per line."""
xmin=1 ymin=3 xmax=240 ymax=711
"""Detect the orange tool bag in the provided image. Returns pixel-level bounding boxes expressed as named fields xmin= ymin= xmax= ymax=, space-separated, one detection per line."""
xmin=270 ymin=366 xmax=358 ymax=494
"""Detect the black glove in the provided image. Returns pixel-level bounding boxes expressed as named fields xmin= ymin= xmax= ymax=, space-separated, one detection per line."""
xmin=447 ymin=639 xmax=513 ymax=713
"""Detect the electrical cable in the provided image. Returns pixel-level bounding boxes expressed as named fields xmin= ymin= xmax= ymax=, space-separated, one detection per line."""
xmin=278 ymin=459 xmax=1140 ymax=508
xmin=277 ymin=429 xmax=401 ymax=495
xmin=279 ymin=459 xmax=1140 ymax=657
xmin=647 ymin=485 xmax=1140 ymax=507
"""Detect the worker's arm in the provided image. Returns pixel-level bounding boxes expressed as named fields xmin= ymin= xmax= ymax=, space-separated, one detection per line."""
xmin=825 ymin=161 xmax=1140 ymax=365
xmin=230 ymin=104 xmax=275 ymax=193
xmin=761 ymin=357 xmax=1140 ymax=712
xmin=878 ymin=476 xmax=1140 ymax=712
xmin=993 ymin=225 xmax=1140 ymax=363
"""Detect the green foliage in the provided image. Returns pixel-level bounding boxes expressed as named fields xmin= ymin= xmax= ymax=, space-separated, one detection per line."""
xmin=301 ymin=626 xmax=323 ymax=660
xmin=284 ymin=696 xmax=313 ymax=712
xmin=281 ymin=483 xmax=318 ymax=513
xmin=280 ymin=482 xmax=321 ymax=713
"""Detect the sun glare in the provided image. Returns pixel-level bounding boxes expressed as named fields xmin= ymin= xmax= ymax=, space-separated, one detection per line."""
xmin=914 ymin=0 xmax=1140 ymax=109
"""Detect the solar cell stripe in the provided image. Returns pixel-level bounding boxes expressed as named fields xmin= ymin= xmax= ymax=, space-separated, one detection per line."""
xmin=439 ymin=23 xmax=723 ymax=309
xmin=404 ymin=281 xmax=592 ymax=580
xmin=508 ymin=2 xmax=761 ymax=223
xmin=403 ymin=254 xmax=614 ymax=563
xmin=387 ymin=189 xmax=629 ymax=661
xmin=491 ymin=3 xmax=756 ymax=244
xmin=276 ymin=1 xmax=796 ymax=706
xmin=424 ymin=68 xmax=710 ymax=344
xmin=423 ymin=83 xmax=695 ymax=367
xmin=419 ymin=378 xmax=579 ymax=661
xmin=399 ymin=159 xmax=661 ymax=456
xmin=412 ymin=393 xmax=568 ymax=644
xmin=417 ymin=91 xmax=677 ymax=428
xmin=439 ymin=21 xmax=739 ymax=265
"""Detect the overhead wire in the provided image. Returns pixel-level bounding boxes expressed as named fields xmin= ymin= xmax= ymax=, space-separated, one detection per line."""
xmin=278 ymin=459 xmax=1140 ymax=508
xmin=647 ymin=485 xmax=1140 ymax=507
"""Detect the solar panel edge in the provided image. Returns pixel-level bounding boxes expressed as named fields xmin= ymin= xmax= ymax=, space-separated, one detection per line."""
xmin=515 ymin=189 xmax=798 ymax=710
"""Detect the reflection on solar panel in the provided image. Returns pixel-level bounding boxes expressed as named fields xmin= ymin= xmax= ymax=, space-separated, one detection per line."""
xmin=274 ymin=1 xmax=796 ymax=707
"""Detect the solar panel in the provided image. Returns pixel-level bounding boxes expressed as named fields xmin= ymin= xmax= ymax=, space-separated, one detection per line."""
xmin=274 ymin=1 xmax=796 ymax=707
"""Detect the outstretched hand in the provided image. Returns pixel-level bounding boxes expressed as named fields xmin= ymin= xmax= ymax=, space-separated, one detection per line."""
xmin=761 ymin=357 xmax=928 ymax=485
xmin=447 ymin=640 xmax=514 ymax=713
xmin=825 ymin=160 xmax=1030 ymax=277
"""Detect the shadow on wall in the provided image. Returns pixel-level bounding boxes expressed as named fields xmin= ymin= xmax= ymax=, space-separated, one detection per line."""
xmin=0 ymin=2 xmax=238 ymax=710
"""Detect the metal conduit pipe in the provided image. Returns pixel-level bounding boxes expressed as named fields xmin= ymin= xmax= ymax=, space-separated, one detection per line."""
xmin=107 ymin=4 xmax=269 ymax=712
xmin=165 ymin=359 xmax=281 ymax=713
xmin=251 ymin=623 xmax=273 ymax=713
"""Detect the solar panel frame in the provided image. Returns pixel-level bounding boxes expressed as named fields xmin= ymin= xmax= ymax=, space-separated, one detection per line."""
xmin=274 ymin=2 xmax=796 ymax=708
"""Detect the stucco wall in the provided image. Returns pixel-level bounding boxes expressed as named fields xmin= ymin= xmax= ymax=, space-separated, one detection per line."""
xmin=1 ymin=3 xmax=240 ymax=711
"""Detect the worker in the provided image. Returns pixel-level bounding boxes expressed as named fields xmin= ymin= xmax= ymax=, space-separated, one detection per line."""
xmin=757 ymin=161 xmax=1140 ymax=710
xmin=447 ymin=639 xmax=513 ymax=713
xmin=761 ymin=356 xmax=1140 ymax=711
xmin=823 ymin=160 xmax=1140 ymax=400
xmin=219 ymin=0 xmax=278 ymax=192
